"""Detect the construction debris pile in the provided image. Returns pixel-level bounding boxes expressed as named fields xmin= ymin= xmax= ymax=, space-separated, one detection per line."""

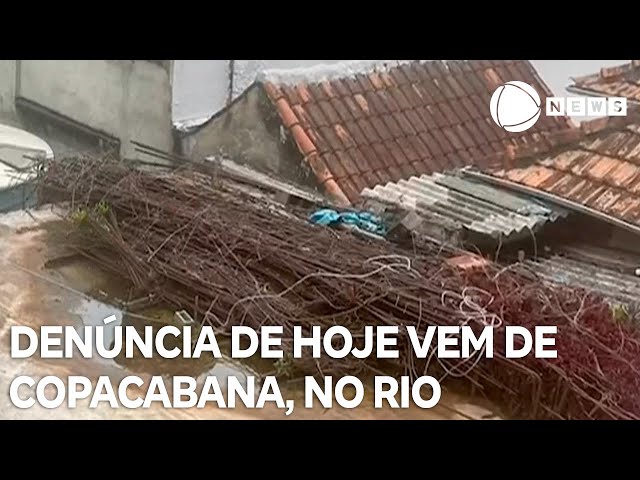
xmin=38 ymin=155 xmax=640 ymax=420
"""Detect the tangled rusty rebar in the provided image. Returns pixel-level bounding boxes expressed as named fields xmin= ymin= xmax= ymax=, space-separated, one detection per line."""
xmin=37 ymin=154 xmax=640 ymax=420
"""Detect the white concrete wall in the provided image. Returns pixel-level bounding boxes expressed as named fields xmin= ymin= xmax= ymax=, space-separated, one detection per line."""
xmin=172 ymin=60 xmax=342 ymax=124
xmin=0 ymin=60 xmax=16 ymax=114
xmin=16 ymin=60 xmax=173 ymax=156
xmin=172 ymin=61 xmax=229 ymax=125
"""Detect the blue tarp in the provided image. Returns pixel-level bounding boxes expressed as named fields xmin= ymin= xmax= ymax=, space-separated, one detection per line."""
xmin=308 ymin=208 xmax=387 ymax=236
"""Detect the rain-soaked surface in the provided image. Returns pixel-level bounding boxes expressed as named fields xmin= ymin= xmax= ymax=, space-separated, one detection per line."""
xmin=0 ymin=207 xmax=503 ymax=420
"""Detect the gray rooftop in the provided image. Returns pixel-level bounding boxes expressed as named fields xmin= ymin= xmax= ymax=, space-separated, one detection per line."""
xmin=360 ymin=171 xmax=569 ymax=241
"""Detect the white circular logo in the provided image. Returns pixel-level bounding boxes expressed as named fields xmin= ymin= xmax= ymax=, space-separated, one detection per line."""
xmin=490 ymin=81 xmax=541 ymax=133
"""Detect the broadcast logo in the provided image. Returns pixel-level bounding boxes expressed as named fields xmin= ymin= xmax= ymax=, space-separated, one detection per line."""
xmin=489 ymin=81 xmax=627 ymax=133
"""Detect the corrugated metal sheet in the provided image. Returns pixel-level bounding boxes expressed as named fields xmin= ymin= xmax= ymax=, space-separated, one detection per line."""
xmin=485 ymin=121 xmax=640 ymax=233
xmin=360 ymin=172 xmax=568 ymax=239
xmin=524 ymin=253 xmax=640 ymax=308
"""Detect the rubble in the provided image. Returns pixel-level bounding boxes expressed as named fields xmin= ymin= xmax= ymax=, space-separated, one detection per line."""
xmin=37 ymin=154 xmax=640 ymax=419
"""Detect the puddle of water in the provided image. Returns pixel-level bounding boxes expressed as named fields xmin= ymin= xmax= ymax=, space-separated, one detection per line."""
xmin=69 ymin=297 xmax=124 ymax=365
xmin=72 ymin=298 xmax=268 ymax=392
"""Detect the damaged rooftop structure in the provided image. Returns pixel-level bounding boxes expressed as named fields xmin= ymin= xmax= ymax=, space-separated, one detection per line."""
xmin=179 ymin=59 xmax=640 ymax=312
xmin=4 ymin=59 xmax=640 ymax=420
xmin=180 ymin=60 xmax=575 ymax=206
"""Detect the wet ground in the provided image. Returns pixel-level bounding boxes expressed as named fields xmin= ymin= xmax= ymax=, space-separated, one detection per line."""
xmin=0 ymin=207 xmax=503 ymax=420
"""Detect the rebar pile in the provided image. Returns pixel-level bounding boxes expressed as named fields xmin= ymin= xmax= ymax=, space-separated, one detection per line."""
xmin=38 ymin=154 xmax=640 ymax=419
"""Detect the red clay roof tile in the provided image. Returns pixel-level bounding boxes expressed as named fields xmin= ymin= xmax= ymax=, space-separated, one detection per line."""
xmin=263 ymin=82 xmax=283 ymax=100
xmin=290 ymin=125 xmax=316 ymax=156
xmin=307 ymin=84 xmax=329 ymax=102
xmin=350 ymin=174 xmax=369 ymax=194
xmin=260 ymin=60 xmax=574 ymax=205
xmin=484 ymin=113 xmax=640 ymax=231
xmin=339 ymin=177 xmax=361 ymax=203
xmin=381 ymin=114 xmax=403 ymax=139
xmin=328 ymin=98 xmax=354 ymax=123
xmin=316 ymin=100 xmax=340 ymax=125
xmin=275 ymin=98 xmax=299 ymax=129
xmin=320 ymin=81 xmax=337 ymax=99
xmin=357 ymin=144 xmax=384 ymax=172
xmin=295 ymin=85 xmax=312 ymax=103
xmin=317 ymin=126 xmax=343 ymax=152
xmin=368 ymin=72 xmax=384 ymax=90
xmin=320 ymin=153 xmax=347 ymax=179
xmin=363 ymin=172 xmax=381 ymax=187
xmin=280 ymin=86 xmax=300 ymax=106
xmin=292 ymin=105 xmax=311 ymax=130
xmin=335 ymin=150 xmax=360 ymax=176
xmin=571 ymin=61 xmax=640 ymax=102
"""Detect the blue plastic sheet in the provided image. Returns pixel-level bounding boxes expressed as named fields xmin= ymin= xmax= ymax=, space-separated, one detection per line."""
xmin=308 ymin=208 xmax=387 ymax=236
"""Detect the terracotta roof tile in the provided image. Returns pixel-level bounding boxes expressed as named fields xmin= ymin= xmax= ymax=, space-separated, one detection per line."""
xmin=304 ymin=103 xmax=329 ymax=127
xmin=320 ymin=81 xmax=338 ymax=99
xmin=387 ymin=166 xmax=404 ymax=183
xmin=307 ymin=127 xmax=327 ymax=152
xmin=331 ymin=80 xmax=352 ymax=98
xmin=356 ymin=74 xmax=374 ymax=93
xmin=316 ymin=100 xmax=340 ymax=125
xmin=307 ymin=84 xmax=329 ymax=102
xmin=328 ymin=98 xmax=354 ymax=123
xmin=484 ymin=114 xmax=640 ymax=232
xmin=348 ymin=148 xmax=374 ymax=174
xmin=399 ymin=137 xmax=420 ymax=163
xmin=364 ymin=91 xmax=390 ymax=116
xmin=261 ymin=60 xmax=574 ymax=205
xmin=571 ymin=61 xmax=640 ymax=102
xmin=392 ymin=111 xmax=416 ymax=136
xmin=292 ymin=105 xmax=312 ymax=130
xmin=404 ymin=109 xmax=426 ymax=133
xmin=335 ymin=150 xmax=360 ymax=176
xmin=281 ymin=85 xmax=301 ymax=105
xmin=350 ymin=173 xmax=369 ymax=193
xmin=263 ymin=82 xmax=283 ymax=100
xmin=295 ymin=85 xmax=312 ymax=103
xmin=381 ymin=114 xmax=404 ymax=139
xmin=377 ymin=90 xmax=400 ymax=112
xmin=358 ymin=144 xmax=385 ymax=172
xmin=290 ymin=125 xmax=316 ymax=156
xmin=338 ymin=177 xmax=360 ymax=203
xmin=317 ymin=126 xmax=345 ymax=152
xmin=334 ymin=124 xmax=356 ymax=149
xmin=363 ymin=172 xmax=381 ymax=187
xmin=370 ymin=116 xmax=393 ymax=142
xmin=321 ymin=153 xmax=347 ymax=179
xmin=275 ymin=98 xmax=299 ymax=128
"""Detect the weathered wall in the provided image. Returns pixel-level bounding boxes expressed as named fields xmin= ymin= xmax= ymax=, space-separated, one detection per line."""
xmin=187 ymin=86 xmax=318 ymax=190
xmin=172 ymin=61 xmax=229 ymax=125
xmin=16 ymin=60 xmax=173 ymax=159
xmin=172 ymin=60 xmax=344 ymax=124
xmin=0 ymin=61 xmax=16 ymax=114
